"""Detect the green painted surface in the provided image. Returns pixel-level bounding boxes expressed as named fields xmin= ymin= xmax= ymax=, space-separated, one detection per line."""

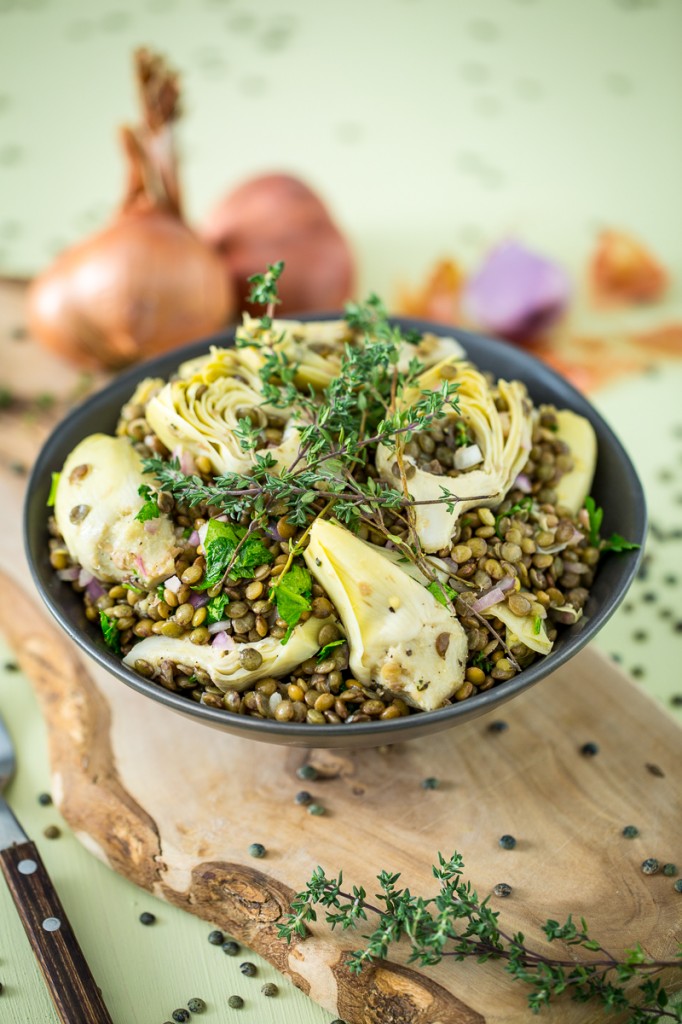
xmin=0 ymin=0 xmax=680 ymax=1020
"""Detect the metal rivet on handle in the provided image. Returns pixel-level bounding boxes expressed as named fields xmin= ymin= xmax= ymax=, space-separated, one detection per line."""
xmin=17 ymin=859 xmax=38 ymax=875
xmin=42 ymin=917 xmax=61 ymax=932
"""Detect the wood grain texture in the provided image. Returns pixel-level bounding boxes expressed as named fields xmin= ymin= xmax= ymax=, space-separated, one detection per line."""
xmin=0 ymin=839 xmax=114 ymax=1024
xmin=1 ymin=275 xmax=681 ymax=1023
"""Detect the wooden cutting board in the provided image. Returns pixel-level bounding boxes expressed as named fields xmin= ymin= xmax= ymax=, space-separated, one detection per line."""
xmin=1 ymin=279 xmax=681 ymax=1023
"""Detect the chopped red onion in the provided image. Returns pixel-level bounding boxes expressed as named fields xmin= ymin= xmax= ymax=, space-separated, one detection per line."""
xmin=86 ymin=579 xmax=106 ymax=601
xmin=215 ymin=514 xmax=228 ymax=522
xmin=78 ymin=568 xmax=93 ymax=588
xmin=173 ymin=447 xmax=198 ymax=476
xmin=188 ymin=530 xmax=200 ymax=546
xmin=189 ymin=592 xmax=209 ymax=609
xmin=134 ymin=555 xmax=146 ymax=577
xmin=454 ymin=444 xmax=483 ymax=470
xmin=57 ymin=566 xmax=80 ymax=582
xmin=471 ymin=576 xmax=515 ymax=613
xmin=464 ymin=240 xmax=570 ymax=342
xmin=208 ymin=619 xmax=231 ymax=635
xmin=266 ymin=524 xmax=283 ymax=542
xmin=164 ymin=575 xmax=182 ymax=594
xmin=513 ymin=472 xmax=532 ymax=493
xmin=143 ymin=520 xmax=159 ymax=535
xmin=211 ymin=630 xmax=235 ymax=651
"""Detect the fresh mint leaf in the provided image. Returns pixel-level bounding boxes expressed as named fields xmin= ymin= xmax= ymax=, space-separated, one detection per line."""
xmin=46 ymin=472 xmax=60 ymax=508
xmin=584 ymin=496 xmax=603 ymax=547
xmin=206 ymin=592 xmax=231 ymax=625
xmin=200 ymin=520 xmax=273 ymax=589
xmin=317 ymin=638 xmax=345 ymax=662
xmin=99 ymin=610 xmax=121 ymax=654
xmin=427 ymin=580 xmax=457 ymax=606
xmin=602 ymin=533 xmax=641 ymax=553
xmin=271 ymin=563 xmax=312 ymax=644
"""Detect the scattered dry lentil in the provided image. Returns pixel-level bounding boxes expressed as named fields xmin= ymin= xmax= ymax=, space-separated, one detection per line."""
xmin=493 ymin=883 xmax=512 ymax=897
xmin=43 ymin=825 xmax=60 ymax=840
xmin=248 ymin=843 xmax=266 ymax=859
xmin=187 ymin=998 xmax=206 ymax=1013
xmin=139 ymin=912 xmax=156 ymax=925
xmin=662 ymin=863 xmax=678 ymax=877
xmin=207 ymin=929 xmax=224 ymax=945
xmin=37 ymin=792 xmax=52 ymax=806
xmin=297 ymin=765 xmax=318 ymax=781
xmin=307 ymin=803 xmax=326 ymax=816
xmin=227 ymin=995 xmax=244 ymax=1009
xmin=641 ymin=858 xmax=659 ymax=875
xmin=645 ymin=763 xmax=665 ymax=778
xmin=261 ymin=983 xmax=278 ymax=997
xmin=295 ymin=791 xmax=312 ymax=805
xmin=622 ymin=825 xmax=639 ymax=839
xmin=499 ymin=835 xmax=516 ymax=850
xmin=171 ymin=1011 xmax=190 ymax=1023
xmin=674 ymin=880 xmax=682 ymax=893
xmin=421 ymin=777 xmax=439 ymax=790
xmin=240 ymin=962 xmax=257 ymax=977
xmin=580 ymin=742 xmax=599 ymax=757
xmin=487 ymin=720 xmax=508 ymax=733
xmin=222 ymin=940 xmax=240 ymax=956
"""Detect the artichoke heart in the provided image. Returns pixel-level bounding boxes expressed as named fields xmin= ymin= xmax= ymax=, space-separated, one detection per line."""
xmin=116 ymin=377 xmax=165 ymax=435
xmin=553 ymin=409 xmax=597 ymax=514
xmin=123 ymin=616 xmax=328 ymax=692
xmin=237 ymin=314 xmax=352 ymax=389
xmin=377 ymin=359 xmax=533 ymax=552
xmin=396 ymin=332 xmax=465 ymax=372
xmin=146 ymin=374 xmax=275 ymax=477
xmin=303 ymin=520 xmax=468 ymax=711
xmin=54 ymin=434 xmax=176 ymax=585
xmin=485 ymin=602 xmax=553 ymax=656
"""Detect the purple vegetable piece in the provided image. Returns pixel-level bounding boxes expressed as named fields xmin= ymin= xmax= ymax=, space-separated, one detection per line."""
xmin=464 ymin=240 xmax=570 ymax=341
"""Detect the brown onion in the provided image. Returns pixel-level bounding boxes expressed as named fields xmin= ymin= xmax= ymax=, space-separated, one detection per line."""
xmin=201 ymin=172 xmax=354 ymax=315
xmin=28 ymin=50 xmax=234 ymax=370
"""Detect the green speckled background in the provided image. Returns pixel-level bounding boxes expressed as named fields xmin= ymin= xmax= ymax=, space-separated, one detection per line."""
xmin=0 ymin=1 xmax=681 ymax=1022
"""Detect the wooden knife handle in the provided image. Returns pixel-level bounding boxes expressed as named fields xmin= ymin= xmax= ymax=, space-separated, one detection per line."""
xmin=0 ymin=840 xmax=113 ymax=1024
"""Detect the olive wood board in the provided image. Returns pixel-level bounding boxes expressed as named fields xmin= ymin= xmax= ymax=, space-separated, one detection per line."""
xmin=1 ymin=279 xmax=681 ymax=1023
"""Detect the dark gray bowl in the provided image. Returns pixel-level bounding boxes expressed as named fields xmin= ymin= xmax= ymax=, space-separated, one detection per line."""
xmin=24 ymin=318 xmax=646 ymax=748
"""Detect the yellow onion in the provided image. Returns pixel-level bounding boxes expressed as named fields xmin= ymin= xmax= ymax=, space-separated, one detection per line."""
xmin=28 ymin=50 xmax=234 ymax=370
xmin=201 ymin=172 xmax=354 ymax=315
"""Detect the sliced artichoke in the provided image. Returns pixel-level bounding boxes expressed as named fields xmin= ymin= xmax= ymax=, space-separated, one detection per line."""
xmin=396 ymin=331 xmax=465 ymax=372
xmin=116 ymin=377 xmax=166 ymax=435
xmin=237 ymin=314 xmax=352 ymax=389
xmin=303 ymin=520 xmax=468 ymax=711
xmin=554 ymin=409 xmax=597 ymax=514
xmin=54 ymin=434 xmax=176 ymax=585
xmin=485 ymin=602 xmax=553 ymax=656
xmin=377 ymin=359 xmax=533 ymax=552
xmin=123 ymin=616 xmax=328 ymax=691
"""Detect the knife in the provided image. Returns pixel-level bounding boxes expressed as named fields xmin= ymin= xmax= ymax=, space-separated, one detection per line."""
xmin=0 ymin=710 xmax=113 ymax=1024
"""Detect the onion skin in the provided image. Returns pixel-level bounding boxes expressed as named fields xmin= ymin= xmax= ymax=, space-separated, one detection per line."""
xmin=201 ymin=173 xmax=355 ymax=315
xmin=28 ymin=208 xmax=233 ymax=370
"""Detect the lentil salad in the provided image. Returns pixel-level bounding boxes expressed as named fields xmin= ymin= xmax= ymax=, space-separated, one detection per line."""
xmin=46 ymin=291 xmax=618 ymax=728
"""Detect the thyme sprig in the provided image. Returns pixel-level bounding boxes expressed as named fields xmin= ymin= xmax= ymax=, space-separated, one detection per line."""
xmin=278 ymin=852 xmax=682 ymax=1022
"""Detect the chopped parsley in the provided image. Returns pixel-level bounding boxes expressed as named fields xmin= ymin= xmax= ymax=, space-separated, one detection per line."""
xmin=601 ymin=533 xmax=641 ymax=553
xmin=271 ymin=563 xmax=312 ymax=643
xmin=122 ymin=583 xmax=143 ymax=594
xmin=584 ymin=496 xmax=640 ymax=553
xmin=46 ymin=472 xmax=60 ymax=508
xmin=206 ymin=592 xmax=231 ymax=625
xmin=317 ymin=638 xmax=346 ymax=662
xmin=135 ymin=484 xmax=160 ymax=523
xmin=533 ymin=614 xmax=542 ymax=635
xmin=99 ymin=610 xmax=121 ymax=654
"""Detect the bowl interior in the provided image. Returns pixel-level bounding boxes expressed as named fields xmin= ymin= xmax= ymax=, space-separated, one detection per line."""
xmin=24 ymin=318 xmax=646 ymax=748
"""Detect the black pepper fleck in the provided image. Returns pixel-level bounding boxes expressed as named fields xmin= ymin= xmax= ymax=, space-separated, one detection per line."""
xmin=421 ymin=777 xmax=439 ymax=790
xmin=37 ymin=792 xmax=52 ymax=806
xmin=641 ymin=592 xmax=656 ymax=603
xmin=662 ymin=863 xmax=678 ymax=877
xmin=240 ymin=961 xmax=257 ymax=977
xmin=487 ymin=720 xmax=508 ymax=733
xmin=664 ymin=574 xmax=678 ymax=585
xmin=296 ymin=764 xmax=318 ymax=781
xmin=499 ymin=835 xmax=516 ymax=850
xmin=187 ymin=998 xmax=206 ymax=1013
xmin=493 ymin=882 xmax=512 ymax=897
xmin=139 ymin=912 xmax=156 ymax=925
xmin=261 ymin=983 xmax=278 ymax=997
xmin=670 ymin=694 xmax=682 ymax=707
xmin=641 ymin=858 xmax=659 ymax=875
xmin=227 ymin=995 xmax=244 ymax=1009
xmin=208 ymin=929 xmax=224 ymax=945
xmin=622 ymin=825 xmax=639 ymax=839
xmin=295 ymin=790 xmax=312 ymax=805
xmin=580 ymin=742 xmax=599 ymax=757
xmin=631 ymin=630 xmax=648 ymax=642
xmin=248 ymin=843 xmax=266 ymax=859
xmin=222 ymin=940 xmax=240 ymax=956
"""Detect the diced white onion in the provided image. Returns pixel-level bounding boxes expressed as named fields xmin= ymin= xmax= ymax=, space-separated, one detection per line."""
xmin=164 ymin=575 xmax=182 ymax=594
xmin=208 ymin=619 xmax=231 ymax=635
xmin=454 ymin=444 xmax=483 ymax=470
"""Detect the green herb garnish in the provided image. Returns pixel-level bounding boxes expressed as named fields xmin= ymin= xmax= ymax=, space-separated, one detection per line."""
xmin=46 ymin=472 xmax=61 ymax=508
xmin=533 ymin=614 xmax=542 ymax=635
xmin=427 ymin=580 xmax=458 ymax=606
xmin=472 ymin=652 xmax=493 ymax=674
xmin=279 ymin=852 xmax=682 ymax=1020
xmin=495 ymin=497 xmax=533 ymax=537
xmin=271 ymin=563 xmax=312 ymax=644
xmin=99 ymin=610 xmax=121 ymax=654
xmin=584 ymin=497 xmax=640 ymax=553
xmin=601 ymin=533 xmax=641 ymax=553
xmin=122 ymin=583 xmax=143 ymax=594
xmin=246 ymin=259 xmax=284 ymax=328
xmin=316 ymin=638 xmax=346 ymax=662
xmin=199 ymin=520 xmax=273 ymax=589
xmin=206 ymin=592 xmax=231 ymax=625
xmin=135 ymin=484 xmax=160 ymax=523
